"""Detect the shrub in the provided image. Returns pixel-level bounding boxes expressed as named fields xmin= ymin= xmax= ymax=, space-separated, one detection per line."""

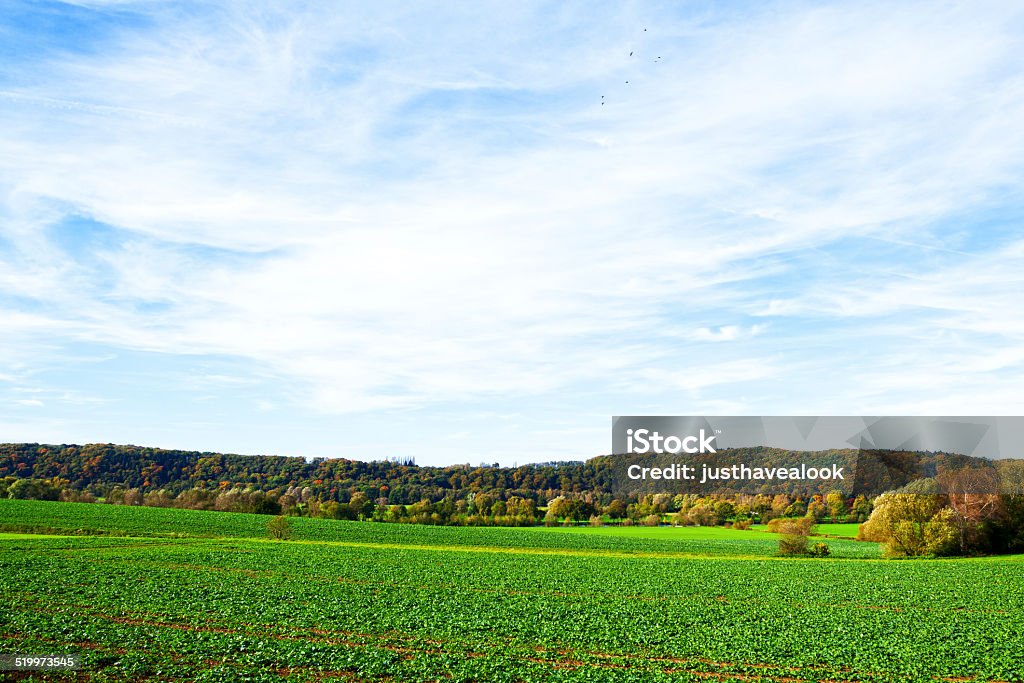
xmin=267 ymin=515 xmax=293 ymax=540
xmin=60 ymin=489 xmax=97 ymax=504
xmin=778 ymin=533 xmax=809 ymax=555
xmin=732 ymin=519 xmax=752 ymax=530
xmin=774 ymin=518 xmax=814 ymax=555
xmin=809 ymin=542 xmax=831 ymax=557
xmin=642 ymin=514 xmax=661 ymax=527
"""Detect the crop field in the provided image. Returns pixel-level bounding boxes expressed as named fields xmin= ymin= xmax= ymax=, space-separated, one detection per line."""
xmin=2 ymin=500 xmax=1023 ymax=682
xmin=0 ymin=500 xmax=879 ymax=558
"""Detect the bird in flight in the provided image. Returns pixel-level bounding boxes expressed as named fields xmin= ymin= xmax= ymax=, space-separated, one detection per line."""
xmin=602 ymin=28 xmax=649 ymax=107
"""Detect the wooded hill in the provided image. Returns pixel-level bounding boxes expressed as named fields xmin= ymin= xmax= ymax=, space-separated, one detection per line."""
xmin=1 ymin=443 xmax=607 ymax=504
xmin=1 ymin=442 xmax=1013 ymax=505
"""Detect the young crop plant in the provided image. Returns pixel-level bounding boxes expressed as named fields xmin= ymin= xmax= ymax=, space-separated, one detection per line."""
xmin=1 ymin=499 xmax=1023 ymax=681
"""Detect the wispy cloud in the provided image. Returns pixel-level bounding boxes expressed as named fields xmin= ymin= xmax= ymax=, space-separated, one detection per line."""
xmin=16 ymin=399 xmax=44 ymax=407
xmin=1 ymin=1 xmax=1023 ymax=462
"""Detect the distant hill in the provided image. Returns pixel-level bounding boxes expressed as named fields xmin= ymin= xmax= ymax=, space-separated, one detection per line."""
xmin=1 ymin=442 xmax=1017 ymax=503
xmin=0 ymin=442 xmax=609 ymax=504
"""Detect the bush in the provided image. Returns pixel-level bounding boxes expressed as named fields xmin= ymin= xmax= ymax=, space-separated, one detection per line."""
xmin=267 ymin=515 xmax=293 ymax=540
xmin=774 ymin=518 xmax=814 ymax=555
xmin=732 ymin=519 xmax=752 ymax=530
xmin=642 ymin=514 xmax=661 ymax=527
xmin=60 ymin=489 xmax=97 ymax=504
xmin=809 ymin=542 xmax=831 ymax=557
xmin=779 ymin=533 xmax=809 ymax=555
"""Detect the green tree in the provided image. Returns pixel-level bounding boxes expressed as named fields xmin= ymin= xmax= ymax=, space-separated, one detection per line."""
xmin=713 ymin=501 xmax=735 ymax=525
xmin=7 ymin=478 xmax=60 ymax=501
xmin=605 ymin=499 xmax=627 ymax=520
xmin=851 ymin=495 xmax=872 ymax=522
xmin=784 ymin=499 xmax=807 ymax=517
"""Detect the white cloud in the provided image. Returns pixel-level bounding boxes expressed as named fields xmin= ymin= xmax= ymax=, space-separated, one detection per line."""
xmin=1 ymin=1 xmax=1023 ymax=459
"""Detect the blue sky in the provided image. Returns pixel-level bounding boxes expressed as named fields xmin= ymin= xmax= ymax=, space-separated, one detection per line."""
xmin=1 ymin=0 xmax=1023 ymax=465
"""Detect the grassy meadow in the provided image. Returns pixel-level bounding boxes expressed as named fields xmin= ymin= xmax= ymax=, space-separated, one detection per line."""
xmin=1 ymin=499 xmax=1022 ymax=682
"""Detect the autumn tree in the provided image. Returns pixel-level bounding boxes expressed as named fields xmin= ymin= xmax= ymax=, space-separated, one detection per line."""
xmin=858 ymin=490 xmax=942 ymax=557
xmin=348 ymin=491 xmax=373 ymax=520
xmin=806 ymin=499 xmax=827 ymax=522
xmin=825 ymin=491 xmax=847 ymax=522
xmin=604 ymin=499 xmax=627 ymax=520
xmin=267 ymin=515 xmax=292 ymax=540
xmin=937 ymin=467 xmax=1004 ymax=554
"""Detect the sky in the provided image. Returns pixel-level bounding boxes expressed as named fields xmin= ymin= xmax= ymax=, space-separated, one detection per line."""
xmin=1 ymin=0 xmax=1023 ymax=466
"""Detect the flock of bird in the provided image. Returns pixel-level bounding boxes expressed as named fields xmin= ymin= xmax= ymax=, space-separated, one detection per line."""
xmin=601 ymin=28 xmax=660 ymax=106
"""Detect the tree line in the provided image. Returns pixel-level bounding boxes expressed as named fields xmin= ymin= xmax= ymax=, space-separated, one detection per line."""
xmin=5 ymin=442 xmax=1024 ymax=556
xmin=0 ymin=471 xmax=871 ymax=529
xmin=858 ymin=465 xmax=1024 ymax=556
xmin=0 ymin=442 xmax=994 ymax=502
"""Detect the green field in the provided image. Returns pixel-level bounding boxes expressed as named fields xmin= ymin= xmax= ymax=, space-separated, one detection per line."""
xmin=528 ymin=522 xmax=864 ymax=541
xmin=2 ymin=500 xmax=1022 ymax=682
xmin=806 ymin=523 xmax=862 ymax=538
